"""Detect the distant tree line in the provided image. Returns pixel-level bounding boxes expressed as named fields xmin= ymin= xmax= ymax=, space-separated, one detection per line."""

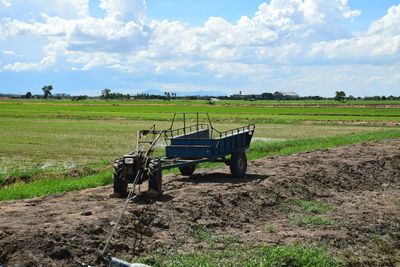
xmin=228 ymin=91 xmax=323 ymax=101
xmin=2 ymin=86 xmax=400 ymax=102
xmin=333 ymin=91 xmax=400 ymax=102
xmin=100 ymin=89 xmax=178 ymax=101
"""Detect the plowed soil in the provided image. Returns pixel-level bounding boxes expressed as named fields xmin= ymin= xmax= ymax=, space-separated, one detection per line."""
xmin=0 ymin=139 xmax=399 ymax=267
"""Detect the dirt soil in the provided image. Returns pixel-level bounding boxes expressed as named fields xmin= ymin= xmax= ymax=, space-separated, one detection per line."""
xmin=1 ymin=139 xmax=400 ymax=267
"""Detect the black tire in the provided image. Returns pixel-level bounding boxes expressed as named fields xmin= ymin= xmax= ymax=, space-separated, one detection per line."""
xmin=113 ymin=159 xmax=128 ymax=197
xmin=148 ymin=160 xmax=162 ymax=195
xmin=230 ymin=151 xmax=247 ymax=178
xmin=179 ymin=165 xmax=196 ymax=176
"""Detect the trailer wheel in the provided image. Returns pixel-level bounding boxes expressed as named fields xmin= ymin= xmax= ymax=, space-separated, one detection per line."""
xmin=113 ymin=159 xmax=128 ymax=198
xmin=179 ymin=165 xmax=196 ymax=176
xmin=230 ymin=151 xmax=247 ymax=178
xmin=148 ymin=160 xmax=162 ymax=195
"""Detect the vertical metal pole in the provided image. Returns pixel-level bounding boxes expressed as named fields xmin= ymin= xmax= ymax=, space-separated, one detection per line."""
xmin=207 ymin=113 xmax=213 ymax=138
xmin=136 ymin=131 xmax=140 ymax=150
xmin=169 ymin=113 xmax=176 ymax=138
xmin=170 ymin=113 xmax=176 ymax=130
xmin=183 ymin=113 xmax=186 ymax=136
xmin=196 ymin=113 xmax=199 ymax=139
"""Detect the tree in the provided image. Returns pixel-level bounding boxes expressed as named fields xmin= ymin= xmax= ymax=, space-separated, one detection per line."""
xmin=24 ymin=91 xmax=32 ymax=99
xmin=164 ymin=91 xmax=171 ymax=101
xmin=42 ymin=85 xmax=53 ymax=100
xmin=101 ymin=88 xmax=111 ymax=100
xmin=334 ymin=91 xmax=346 ymax=102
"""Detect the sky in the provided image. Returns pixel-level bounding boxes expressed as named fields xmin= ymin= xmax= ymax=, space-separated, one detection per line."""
xmin=0 ymin=0 xmax=400 ymax=97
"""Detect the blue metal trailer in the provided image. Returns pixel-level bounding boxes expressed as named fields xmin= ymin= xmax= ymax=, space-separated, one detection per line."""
xmin=112 ymin=113 xmax=255 ymax=197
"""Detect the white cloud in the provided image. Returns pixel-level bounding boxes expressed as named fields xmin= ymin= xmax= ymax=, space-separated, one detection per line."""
xmin=1 ymin=0 xmax=11 ymax=7
xmin=2 ymin=8 xmax=150 ymax=55
xmin=0 ymin=0 xmax=89 ymax=19
xmin=309 ymin=4 xmax=400 ymax=63
xmin=2 ymin=50 xmax=15 ymax=55
xmin=368 ymin=4 xmax=400 ymax=35
xmin=99 ymin=0 xmax=146 ymax=23
xmin=140 ymin=0 xmax=361 ymax=71
xmin=3 ymin=56 xmax=55 ymax=71
xmin=0 ymin=0 xmax=363 ymax=72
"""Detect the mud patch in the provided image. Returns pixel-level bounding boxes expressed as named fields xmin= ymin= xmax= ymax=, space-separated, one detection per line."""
xmin=0 ymin=139 xmax=399 ymax=266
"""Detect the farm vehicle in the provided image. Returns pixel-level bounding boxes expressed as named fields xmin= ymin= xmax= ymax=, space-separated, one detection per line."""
xmin=99 ymin=113 xmax=255 ymax=261
xmin=112 ymin=112 xmax=255 ymax=197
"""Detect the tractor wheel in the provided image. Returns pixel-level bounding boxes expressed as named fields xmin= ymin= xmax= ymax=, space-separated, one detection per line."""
xmin=113 ymin=159 xmax=128 ymax=198
xmin=230 ymin=151 xmax=247 ymax=178
xmin=179 ymin=165 xmax=196 ymax=176
xmin=148 ymin=160 xmax=162 ymax=195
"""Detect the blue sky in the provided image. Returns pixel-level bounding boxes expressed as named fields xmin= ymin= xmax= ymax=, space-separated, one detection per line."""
xmin=1 ymin=0 xmax=400 ymax=96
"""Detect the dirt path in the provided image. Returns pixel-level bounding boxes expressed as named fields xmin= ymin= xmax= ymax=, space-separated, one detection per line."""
xmin=0 ymin=139 xmax=399 ymax=266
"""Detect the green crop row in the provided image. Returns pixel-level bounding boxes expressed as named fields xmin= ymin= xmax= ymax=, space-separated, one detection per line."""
xmin=2 ymin=101 xmax=400 ymax=117
xmin=2 ymin=99 xmax=400 ymax=106
xmin=1 ymin=105 xmax=400 ymax=126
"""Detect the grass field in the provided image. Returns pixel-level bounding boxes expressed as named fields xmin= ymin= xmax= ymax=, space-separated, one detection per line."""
xmin=1 ymin=100 xmax=400 ymax=123
xmin=0 ymin=99 xmax=399 ymax=201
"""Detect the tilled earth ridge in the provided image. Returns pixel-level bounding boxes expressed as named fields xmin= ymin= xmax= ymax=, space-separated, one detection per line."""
xmin=0 ymin=139 xmax=399 ymax=266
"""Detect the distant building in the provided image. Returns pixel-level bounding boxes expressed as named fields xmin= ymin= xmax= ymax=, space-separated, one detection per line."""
xmin=276 ymin=91 xmax=299 ymax=98
xmin=228 ymin=91 xmax=300 ymax=100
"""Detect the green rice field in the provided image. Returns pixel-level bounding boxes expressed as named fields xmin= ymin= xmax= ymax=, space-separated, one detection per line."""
xmin=0 ymin=99 xmax=399 ymax=201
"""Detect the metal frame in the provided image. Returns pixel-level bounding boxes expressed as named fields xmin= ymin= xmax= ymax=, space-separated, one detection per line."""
xmin=157 ymin=112 xmax=255 ymax=170
xmin=132 ymin=112 xmax=255 ymax=171
xmin=164 ymin=112 xmax=217 ymax=140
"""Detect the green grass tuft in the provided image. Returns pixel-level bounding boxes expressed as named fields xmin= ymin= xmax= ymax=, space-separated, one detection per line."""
xmin=139 ymin=222 xmax=341 ymax=266
xmin=287 ymin=199 xmax=333 ymax=227
xmin=141 ymin=243 xmax=341 ymax=267
xmin=291 ymin=214 xmax=332 ymax=227
xmin=260 ymin=244 xmax=341 ymax=267
xmin=0 ymin=171 xmax=111 ymax=201
xmin=265 ymin=224 xmax=278 ymax=234
xmin=292 ymin=199 xmax=331 ymax=214
xmin=188 ymin=224 xmax=212 ymax=242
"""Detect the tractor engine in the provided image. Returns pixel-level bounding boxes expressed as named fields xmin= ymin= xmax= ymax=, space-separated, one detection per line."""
xmin=122 ymin=153 xmax=142 ymax=183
